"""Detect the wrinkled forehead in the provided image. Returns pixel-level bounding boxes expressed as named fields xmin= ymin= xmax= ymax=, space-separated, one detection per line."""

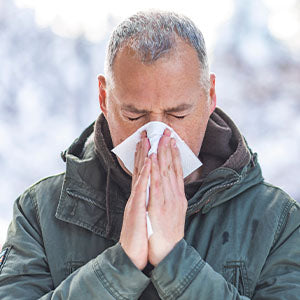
xmin=113 ymin=54 xmax=201 ymax=105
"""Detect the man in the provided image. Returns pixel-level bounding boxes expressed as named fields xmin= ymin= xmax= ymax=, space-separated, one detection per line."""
xmin=0 ymin=11 xmax=299 ymax=300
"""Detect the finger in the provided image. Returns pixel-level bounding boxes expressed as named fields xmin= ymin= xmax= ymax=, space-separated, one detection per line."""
xmin=170 ymin=138 xmax=184 ymax=192
xmin=136 ymin=132 xmax=145 ymax=173
xmin=149 ymin=154 xmax=163 ymax=210
xmin=162 ymin=138 xmax=180 ymax=205
xmin=140 ymin=130 xmax=147 ymax=139
xmin=132 ymin=140 xmax=142 ymax=188
xmin=138 ymin=135 xmax=150 ymax=173
xmin=163 ymin=128 xmax=171 ymax=137
xmin=134 ymin=157 xmax=151 ymax=197
xmin=136 ymin=131 xmax=149 ymax=177
xmin=132 ymin=132 xmax=150 ymax=187
xmin=131 ymin=157 xmax=151 ymax=211
xmin=158 ymin=128 xmax=172 ymax=169
xmin=157 ymin=133 xmax=172 ymax=174
xmin=157 ymin=132 xmax=173 ymax=203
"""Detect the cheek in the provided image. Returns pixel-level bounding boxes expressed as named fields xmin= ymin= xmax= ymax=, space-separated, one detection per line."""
xmin=172 ymin=120 xmax=206 ymax=156
xmin=184 ymin=131 xmax=203 ymax=156
xmin=109 ymin=125 xmax=129 ymax=147
xmin=106 ymin=113 xmax=125 ymax=147
xmin=106 ymin=113 xmax=139 ymax=147
xmin=105 ymin=101 xmax=136 ymax=147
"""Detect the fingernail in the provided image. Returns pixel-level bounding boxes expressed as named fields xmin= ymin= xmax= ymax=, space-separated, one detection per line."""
xmin=141 ymin=130 xmax=147 ymax=138
xmin=164 ymin=128 xmax=171 ymax=136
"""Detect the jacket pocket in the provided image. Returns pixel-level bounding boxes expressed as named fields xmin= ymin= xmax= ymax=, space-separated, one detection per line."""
xmin=65 ymin=261 xmax=85 ymax=276
xmin=222 ymin=261 xmax=250 ymax=297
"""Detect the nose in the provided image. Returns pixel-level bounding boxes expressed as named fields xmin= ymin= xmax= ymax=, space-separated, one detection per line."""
xmin=147 ymin=113 xmax=173 ymax=129
xmin=148 ymin=113 xmax=164 ymax=123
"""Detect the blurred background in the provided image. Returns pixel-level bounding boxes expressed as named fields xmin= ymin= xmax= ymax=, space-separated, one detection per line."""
xmin=1 ymin=0 xmax=300 ymax=247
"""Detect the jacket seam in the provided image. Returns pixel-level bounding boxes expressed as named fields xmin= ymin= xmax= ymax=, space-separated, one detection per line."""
xmin=28 ymin=187 xmax=42 ymax=230
xmin=203 ymin=177 xmax=241 ymax=209
xmin=206 ymin=176 xmax=242 ymax=197
xmin=64 ymin=178 xmax=124 ymax=213
xmin=64 ymin=176 xmax=101 ymax=196
xmin=93 ymin=259 xmax=128 ymax=300
xmin=272 ymin=199 xmax=295 ymax=248
xmin=187 ymin=175 xmax=242 ymax=215
xmin=65 ymin=188 xmax=123 ymax=214
xmin=26 ymin=188 xmax=51 ymax=269
xmin=154 ymin=258 xmax=205 ymax=300
xmin=66 ymin=189 xmax=105 ymax=210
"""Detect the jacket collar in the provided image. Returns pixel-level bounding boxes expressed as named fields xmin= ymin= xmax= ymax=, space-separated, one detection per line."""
xmin=56 ymin=128 xmax=129 ymax=242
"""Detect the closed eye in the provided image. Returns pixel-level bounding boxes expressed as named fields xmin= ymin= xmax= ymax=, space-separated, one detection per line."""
xmin=126 ymin=114 xmax=186 ymax=121
xmin=127 ymin=115 xmax=144 ymax=121
xmin=170 ymin=114 xmax=186 ymax=119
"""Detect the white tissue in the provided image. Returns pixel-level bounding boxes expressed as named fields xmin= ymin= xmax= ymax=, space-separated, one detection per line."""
xmin=112 ymin=121 xmax=202 ymax=238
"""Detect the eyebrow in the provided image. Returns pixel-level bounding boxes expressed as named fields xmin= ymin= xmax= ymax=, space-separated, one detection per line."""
xmin=121 ymin=104 xmax=148 ymax=114
xmin=121 ymin=103 xmax=193 ymax=114
xmin=165 ymin=103 xmax=193 ymax=113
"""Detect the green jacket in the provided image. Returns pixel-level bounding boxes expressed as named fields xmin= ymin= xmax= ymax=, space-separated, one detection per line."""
xmin=1 ymin=109 xmax=300 ymax=299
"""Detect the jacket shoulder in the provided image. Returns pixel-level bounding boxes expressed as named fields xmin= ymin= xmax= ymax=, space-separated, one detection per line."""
xmin=3 ymin=173 xmax=65 ymax=249
xmin=259 ymin=181 xmax=298 ymax=208
xmin=18 ymin=173 xmax=65 ymax=219
xmin=255 ymin=181 xmax=300 ymax=244
xmin=25 ymin=172 xmax=65 ymax=199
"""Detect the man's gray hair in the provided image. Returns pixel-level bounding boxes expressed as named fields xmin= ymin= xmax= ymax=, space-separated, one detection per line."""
xmin=105 ymin=11 xmax=210 ymax=91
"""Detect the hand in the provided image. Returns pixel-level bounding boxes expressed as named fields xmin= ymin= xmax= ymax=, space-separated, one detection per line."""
xmin=119 ymin=132 xmax=150 ymax=270
xmin=148 ymin=129 xmax=187 ymax=266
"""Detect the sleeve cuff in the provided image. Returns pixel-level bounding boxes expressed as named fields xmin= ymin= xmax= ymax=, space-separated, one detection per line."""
xmin=151 ymin=239 xmax=205 ymax=299
xmin=93 ymin=243 xmax=150 ymax=300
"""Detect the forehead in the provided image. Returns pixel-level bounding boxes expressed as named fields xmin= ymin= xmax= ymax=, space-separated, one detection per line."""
xmin=109 ymin=39 xmax=203 ymax=109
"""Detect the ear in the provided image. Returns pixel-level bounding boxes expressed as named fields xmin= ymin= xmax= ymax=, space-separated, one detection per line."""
xmin=98 ymin=75 xmax=108 ymax=118
xmin=209 ymin=73 xmax=217 ymax=114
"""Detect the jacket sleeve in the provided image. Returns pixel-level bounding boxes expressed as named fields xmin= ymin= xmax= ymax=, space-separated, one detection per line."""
xmin=150 ymin=202 xmax=300 ymax=300
xmin=0 ymin=189 xmax=150 ymax=300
